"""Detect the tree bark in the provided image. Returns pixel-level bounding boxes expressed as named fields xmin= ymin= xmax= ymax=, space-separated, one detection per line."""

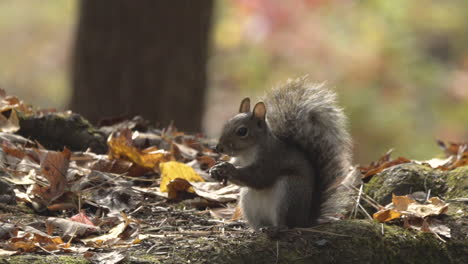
xmin=70 ymin=0 xmax=213 ymax=132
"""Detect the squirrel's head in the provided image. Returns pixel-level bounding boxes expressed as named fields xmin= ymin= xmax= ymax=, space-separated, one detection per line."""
xmin=216 ymin=97 xmax=267 ymax=156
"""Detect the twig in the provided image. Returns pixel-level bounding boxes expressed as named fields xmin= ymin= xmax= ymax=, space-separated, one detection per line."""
xmin=431 ymin=230 xmax=446 ymax=243
xmin=146 ymin=243 xmax=158 ymax=254
xmin=275 ymin=240 xmax=279 ymax=264
xmin=358 ymin=204 xmax=373 ymax=220
xmin=293 ymin=228 xmax=351 ymax=237
xmin=348 ymin=184 xmax=381 ymax=209
xmin=353 ymin=184 xmax=364 ymax=218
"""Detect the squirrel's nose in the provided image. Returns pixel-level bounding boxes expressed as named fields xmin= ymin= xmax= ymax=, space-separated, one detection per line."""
xmin=215 ymin=144 xmax=224 ymax=153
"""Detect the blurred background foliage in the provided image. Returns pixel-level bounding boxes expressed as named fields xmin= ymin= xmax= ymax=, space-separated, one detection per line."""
xmin=0 ymin=0 xmax=466 ymax=164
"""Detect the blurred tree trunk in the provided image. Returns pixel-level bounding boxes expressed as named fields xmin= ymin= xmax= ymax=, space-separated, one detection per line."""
xmin=70 ymin=0 xmax=213 ymax=132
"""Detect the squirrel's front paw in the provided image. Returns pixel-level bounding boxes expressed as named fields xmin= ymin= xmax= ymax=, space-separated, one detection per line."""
xmin=209 ymin=162 xmax=236 ymax=185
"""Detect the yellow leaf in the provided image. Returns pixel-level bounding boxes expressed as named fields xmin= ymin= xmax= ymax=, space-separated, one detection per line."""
xmin=107 ymin=130 xmax=170 ymax=169
xmin=159 ymin=161 xmax=204 ymax=192
xmin=373 ymin=209 xmax=402 ymax=222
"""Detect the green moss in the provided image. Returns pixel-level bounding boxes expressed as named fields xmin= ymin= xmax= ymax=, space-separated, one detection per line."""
xmin=365 ymin=164 xmax=448 ymax=204
xmin=445 ymin=166 xmax=468 ymax=199
xmin=0 ymin=255 xmax=89 ymax=264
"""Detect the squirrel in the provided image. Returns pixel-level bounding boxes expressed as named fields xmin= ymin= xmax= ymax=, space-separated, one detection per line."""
xmin=209 ymin=76 xmax=359 ymax=230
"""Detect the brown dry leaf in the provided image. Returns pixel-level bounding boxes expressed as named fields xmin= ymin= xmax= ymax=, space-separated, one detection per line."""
xmin=0 ymin=93 xmax=34 ymax=115
xmin=84 ymin=251 xmax=126 ymax=264
xmin=173 ymin=142 xmax=198 ymax=159
xmin=2 ymin=140 xmax=26 ymax=159
xmin=231 ymin=206 xmax=243 ymax=221
xmin=46 ymin=217 xmax=100 ymax=238
xmin=210 ymin=207 xmax=240 ymax=221
xmin=437 ymin=140 xmax=466 ymax=156
xmin=373 ymin=209 xmax=402 ymax=222
xmin=374 ymin=194 xmax=450 ymax=224
xmin=80 ymin=222 xmax=126 ymax=247
xmin=166 ymin=178 xmax=194 ymax=200
xmin=33 ymin=233 xmax=67 ymax=252
xmin=0 ymin=109 xmax=20 ymax=133
xmin=80 ymin=213 xmax=139 ymax=247
xmin=7 ymin=238 xmax=36 ymax=252
xmin=6 ymin=231 xmax=66 ymax=253
xmin=108 ymin=129 xmax=170 ymax=169
xmin=359 ymin=150 xmax=392 ymax=173
xmin=436 ymin=140 xmax=468 ymax=170
xmin=32 ymin=148 xmax=71 ymax=203
xmin=405 ymin=217 xmax=451 ymax=237
xmin=89 ymin=156 xmax=133 ymax=175
xmin=359 ymin=150 xmax=411 ymax=180
xmin=196 ymin=155 xmax=216 ymax=170
xmin=191 ymin=182 xmax=240 ymax=203
xmin=392 ymin=194 xmax=415 ymax=211
xmin=47 ymin=200 xmax=77 ymax=211
xmin=428 ymin=197 xmax=445 ymax=206
xmin=428 ymin=219 xmax=451 ymax=238
xmin=159 ymin=161 xmax=205 ymax=192
xmin=406 ymin=200 xmax=449 ymax=218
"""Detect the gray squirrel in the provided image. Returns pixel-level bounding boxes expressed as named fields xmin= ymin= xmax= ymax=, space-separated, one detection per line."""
xmin=209 ymin=76 xmax=359 ymax=230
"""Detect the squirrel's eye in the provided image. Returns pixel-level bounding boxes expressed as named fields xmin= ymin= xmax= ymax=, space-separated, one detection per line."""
xmin=235 ymin=126 xmax=248 ymax=137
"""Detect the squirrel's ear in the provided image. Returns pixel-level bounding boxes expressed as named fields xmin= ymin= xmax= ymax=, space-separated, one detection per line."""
xmin=253 ymin=102 xmax=266 ymax=120
xmin=239 ymin=97 xmax=251 ymax=113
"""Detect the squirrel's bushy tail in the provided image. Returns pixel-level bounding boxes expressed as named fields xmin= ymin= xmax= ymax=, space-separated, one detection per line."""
xmin=265 ymin=76 xmax=358 ymax=222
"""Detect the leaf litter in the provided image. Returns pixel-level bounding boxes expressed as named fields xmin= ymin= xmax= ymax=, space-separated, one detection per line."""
xmin=0 ymin=90 xmax=464 ymax=261
xmin=357 ymin=142 xmax=467 ymax=241
xmin=0 ymin=90 xmax=246 ymax=260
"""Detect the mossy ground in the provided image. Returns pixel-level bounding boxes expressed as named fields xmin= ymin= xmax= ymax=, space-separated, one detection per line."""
xmin=1 ymin=164 xmax=466 ymax=264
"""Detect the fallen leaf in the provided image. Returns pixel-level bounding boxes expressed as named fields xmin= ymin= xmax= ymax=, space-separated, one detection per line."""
xmin=392 ymin=194 xmax=415 ymax=211
xmin=159 ymin=161 xmax=204 ymax=192
xmin=108 ymin=129 xmax=170 ymax=169
xmin=173 ymin=142 xmax=198 ymax=159
xmin=191 ymin=182 xmax=240 ymax=203
xmin=5 ymin=227 xmax=66 ymax=253
xmin=231 ymin=206 xmax=243 ymax=221
xmin=373 ymin=194 xmax=450 ymax=230
xmin=359 ymin=152 xmax=411 ymax=181
xmin=196 ymin=155 xmax=216 ymax=170
xmin=0 ymin=223 xmax=17 ymax=239
xmin=70 ymin=210 xmax=95 ymax=226
xmin=435 ymin=140 xmax=468 ymax=170
xmin=2 ymin=141 xmax=26 ymax=159
xmin=373 ymin=209 xmax=402 ymax=222
xmin=428 ymin=219 xmax=451 ymax=238
xmin=84 ymin=251 xmax=126 ymax=264
xmin=0 ymin=249 xmax=17 ymax=256
xmin=210 ymin=207 xmax=238 ymax=220
xmin=80 ymin=213 xmax=139 ymax=247
xmin=0 ymin=109 xmax=20 ymax=133
xmin=46 ymin=217 xmax=100 ymax=238
xmin=166 ymin=178 xmax=194 ymax=200
xmin=81 ymin=222 xmax=126 ymax=247
xmin=406 ymin=201 xmax=449 ymax=218
xmin=32 ymin=148 xmax=71 ymax=204
xmin=0 ymin=94 xmax=34 ymax=115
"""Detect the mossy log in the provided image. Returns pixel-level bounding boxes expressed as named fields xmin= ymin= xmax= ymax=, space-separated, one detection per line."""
xmin=1 ymin=164 xmax=466 ymax=263
xmin=16 ymin=113 xmax=108 ymax=154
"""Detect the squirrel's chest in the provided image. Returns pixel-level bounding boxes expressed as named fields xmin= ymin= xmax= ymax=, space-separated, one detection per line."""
xmin=239 ymin=178 xmax=286 ymax=229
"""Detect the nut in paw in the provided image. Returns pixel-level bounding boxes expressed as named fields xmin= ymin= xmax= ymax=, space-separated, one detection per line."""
xmin=209 ymin=161 xmax=236 ymax=184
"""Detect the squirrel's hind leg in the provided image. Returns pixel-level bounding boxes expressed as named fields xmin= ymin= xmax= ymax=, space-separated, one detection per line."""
xmin=277 ymin=173 xmax=314 ymax=228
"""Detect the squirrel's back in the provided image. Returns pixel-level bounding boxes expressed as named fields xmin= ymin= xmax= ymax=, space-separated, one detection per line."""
xmin=264 ymin=76 xmax=357 ymax=222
